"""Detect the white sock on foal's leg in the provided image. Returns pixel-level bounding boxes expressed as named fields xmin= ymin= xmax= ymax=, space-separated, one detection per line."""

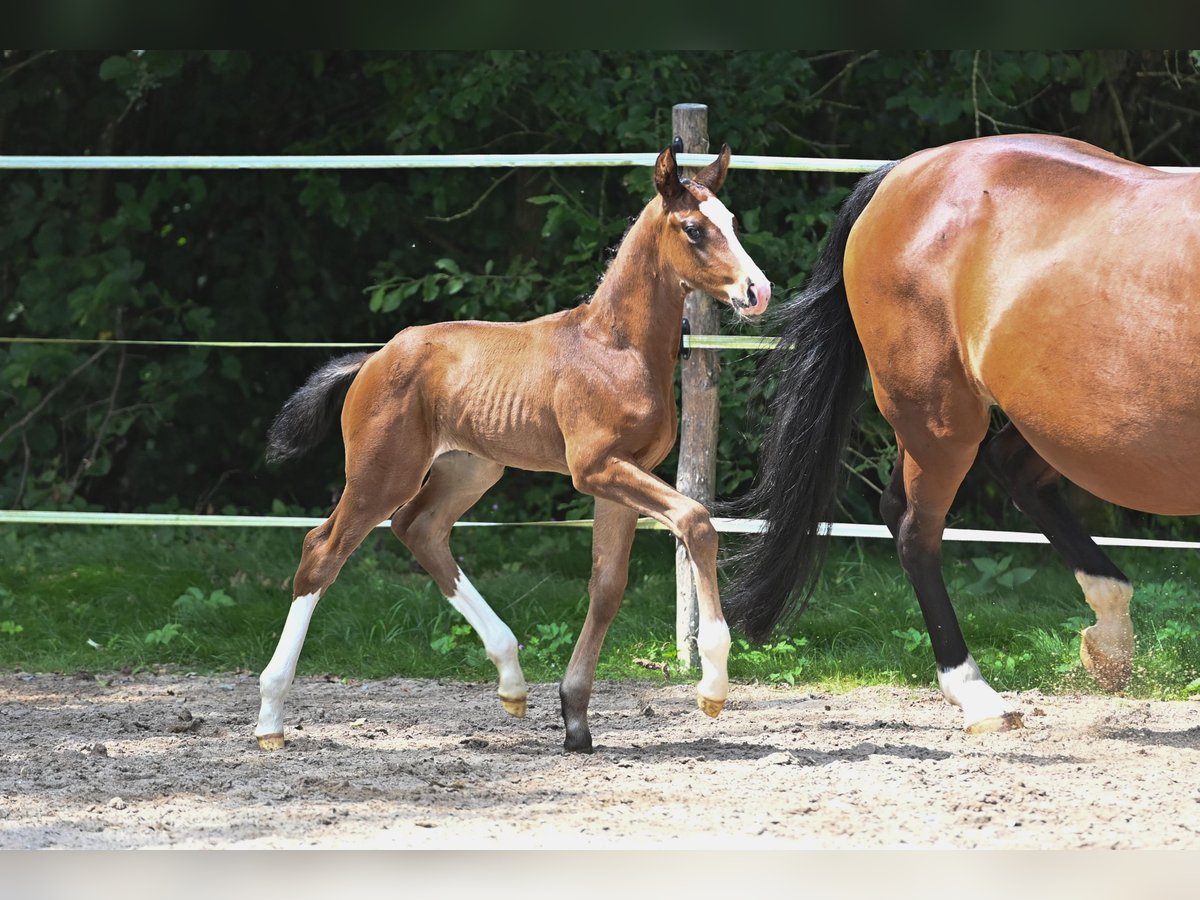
xmin=695 ymin=615 xmax=731 ymax=717
xmin=447 ymin=568 xmax=528 ymax=716
xmin=255 ymin=590 xmax=321 ymax=749
xmin=690 ymin=561 xmax=730 ymax=718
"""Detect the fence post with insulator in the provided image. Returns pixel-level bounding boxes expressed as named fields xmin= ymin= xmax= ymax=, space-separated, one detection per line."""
xmin=672 ymin=102 xmax=719 ymax=672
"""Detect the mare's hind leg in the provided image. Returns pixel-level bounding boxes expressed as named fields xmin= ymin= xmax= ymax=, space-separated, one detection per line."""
xmin=559 ymin=498 xmax=639 ymax=752
xmin=885 ymin=422 xmax=1024 ymax=734
xmin=391 ymin=452 xmax=527 ymax=717
xmin=879 ymin=447 xmax=908 ymax=536
xmin=985 ymin=423 xmax=1133 ymax=690
xmin=255 ymin=471 xmax=427 ymax=750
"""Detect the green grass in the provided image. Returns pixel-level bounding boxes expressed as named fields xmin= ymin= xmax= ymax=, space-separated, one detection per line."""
xmin=1 ymin=524 xmax=1198 ymax=700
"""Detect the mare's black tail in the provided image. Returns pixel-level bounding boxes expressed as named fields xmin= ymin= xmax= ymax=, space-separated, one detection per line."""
xmin=723 ymin=162 xmax=897 ymax=642
xmin=265 ymin=352 xmax=373 ymax=463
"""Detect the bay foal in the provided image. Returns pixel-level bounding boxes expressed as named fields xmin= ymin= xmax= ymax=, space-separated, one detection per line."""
xmin=256 ymin=145 xmax=771 ymax=752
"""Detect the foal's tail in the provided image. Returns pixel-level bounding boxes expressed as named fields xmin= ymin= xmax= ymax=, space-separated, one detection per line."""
xmin=723 ymin=162 xmax=897 ymax=643
xmin=265 ymin=352 xmax=374 ymax=463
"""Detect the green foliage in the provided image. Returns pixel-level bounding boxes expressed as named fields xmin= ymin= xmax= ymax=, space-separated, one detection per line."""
xmin=522 ymin=622 xmax=575 ymax=669
xmin=430 ymin=622 xmax=489 ymax=670
xmin=173 ymin=586 xmax=236 ymax=618
xmin=430 ymin=622 xmax=470 ymax=656
xmin=891 ymin=626 xmax=931 ymax=654
xmin=1155 ymin=620 xmax=1198 ymax=645
xmin=730 ymin=635 xmax=811 ymax=686
xmin=0 ymin=620 xmax=23 ymax=636
xmin=956 ymin=555 xmax=1039 ymax=596
xmin=143 ymin=622 xmax=182 ymax=646
xmin=3 ymin=51 xmax=1200 ymax=538
xmin=0 ymin=527 xmax=1197 ymax=702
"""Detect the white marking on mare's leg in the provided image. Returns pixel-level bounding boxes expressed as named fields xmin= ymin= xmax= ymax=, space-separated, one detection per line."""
xmin=1076 ymin=572 xmax=1134 ymax=691
xmin=448 ymin=568 xmax=528 ymax=713
xmin=937 ymin=655 xmax=1016 ymax=732
xmin=255 ymin=590 xmax=321 ymax=744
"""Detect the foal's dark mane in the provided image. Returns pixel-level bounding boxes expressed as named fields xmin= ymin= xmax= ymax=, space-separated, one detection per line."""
xmin=577 ymin=212 xmax=644 ymax=307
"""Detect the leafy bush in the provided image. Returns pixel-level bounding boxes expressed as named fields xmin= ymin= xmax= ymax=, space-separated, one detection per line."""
xmin=143 ymin=622 xmax=183 ymax=646
xmin=4 ymin=51 xmax=1200 ymax=542
xmin=173 ymin=586 xmax=236 ymax=618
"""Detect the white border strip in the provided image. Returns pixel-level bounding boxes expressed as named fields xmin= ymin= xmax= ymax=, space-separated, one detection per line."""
xmin=2 ymin=510 xmax=1198 ymax=550
xmin=0 ymin=335 xmax=782 ymax=351
xmin=2 ymin=153 xmax=1194 ymax=174
xmin=0 ymin=153 xmax=891 ymax=173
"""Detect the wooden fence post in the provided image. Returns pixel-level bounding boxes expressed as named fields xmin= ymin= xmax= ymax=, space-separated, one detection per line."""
xmin=672 ymin=102 xmax=717 ymax=672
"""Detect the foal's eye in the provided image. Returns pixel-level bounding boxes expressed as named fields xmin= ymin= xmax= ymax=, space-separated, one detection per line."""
xmin=683 ymin=223 xmax=703 ymax=242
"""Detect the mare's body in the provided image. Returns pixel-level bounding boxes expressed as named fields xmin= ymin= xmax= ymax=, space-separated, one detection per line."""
xmin=727 ymin=134 xmax=1197 ymax=731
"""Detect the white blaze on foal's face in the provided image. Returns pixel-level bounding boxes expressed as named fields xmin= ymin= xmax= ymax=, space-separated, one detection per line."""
xmin=697 ymin=195 xmax=771 ymax=315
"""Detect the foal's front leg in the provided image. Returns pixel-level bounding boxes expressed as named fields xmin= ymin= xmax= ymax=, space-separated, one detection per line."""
xmin=559 ymin=498 xmax=639 ymax=752
xmin=571 ymin=455 xmax=730 ymax=717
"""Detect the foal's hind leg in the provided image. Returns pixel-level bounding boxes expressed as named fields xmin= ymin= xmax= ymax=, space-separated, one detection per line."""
xmin=255 ymin=473 xmax=426 ymax=750
xmin=391 ymin=452 xmax=528 ymax=717
xmin=559 ymin=498 xmax=639 ymax=752
xmin=985 ymin=423 xmax=1133 ymax=690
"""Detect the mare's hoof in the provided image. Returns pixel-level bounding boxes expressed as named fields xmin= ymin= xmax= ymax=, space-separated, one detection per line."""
xmin=1080 ymin=628 xmax=1132 ymax=692
xmin=697 ymin=695 xmax=725 ymax=718
xmin=964 ymin=711 xmax=1024 ymax=735
xmin=500 ymin=696 xmax=527 ymax=718
xmin=256 ymin=733 xmax=285 ymax=751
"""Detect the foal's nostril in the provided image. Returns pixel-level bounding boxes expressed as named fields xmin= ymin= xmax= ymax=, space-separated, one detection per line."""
xmin=744 ymin=279 xmax=758 ymax=308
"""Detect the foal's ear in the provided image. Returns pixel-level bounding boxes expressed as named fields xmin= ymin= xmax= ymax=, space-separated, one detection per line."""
xmin=654 ymin=145 xmax=686 ymax=204
xmin=693 ymin=144 xmax=731 ymax=194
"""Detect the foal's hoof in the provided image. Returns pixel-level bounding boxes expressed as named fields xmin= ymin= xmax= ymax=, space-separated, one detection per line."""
xmin=564 ymin=735 xmax=594 ymax=754
xmin=964 ymin=712 xmax=1024 ymax=735
xmin=256 ymin=733 xmax=285 ymax=751
xmin=500 ymin=696 xmax=527 ymax=718
xmin=697 ymin=695 xmax=725 ymax=718
xmin=1080 ymin=627 xmax=1133 ymax=692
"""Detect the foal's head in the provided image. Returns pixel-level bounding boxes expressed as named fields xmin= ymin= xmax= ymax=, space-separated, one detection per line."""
xmin=651 ymin=144 xmax=771 ymax=317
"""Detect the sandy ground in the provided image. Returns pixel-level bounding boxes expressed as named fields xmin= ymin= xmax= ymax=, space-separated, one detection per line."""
xmin=1 ymin=671 xmax=1198 ymax=850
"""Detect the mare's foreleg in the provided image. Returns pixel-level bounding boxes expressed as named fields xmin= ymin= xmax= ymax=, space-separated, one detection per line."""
xmin=391 ymin=452 xmax=527 ymax=716
xmin=559 ymin=498 xmax=639 ymax=752
xmin=985 ymin=423 xmax=1133 ymax=690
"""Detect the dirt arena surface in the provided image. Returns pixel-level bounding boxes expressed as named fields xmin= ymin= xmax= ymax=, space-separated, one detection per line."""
xmin=1 ymin=671 xmax=1198 ymax=850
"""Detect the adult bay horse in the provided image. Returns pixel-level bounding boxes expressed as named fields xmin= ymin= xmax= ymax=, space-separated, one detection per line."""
xmin=256 ymin=145 xmax=771 ymax=753
xmin=726 ymin=133 xmax=1195 ymax=733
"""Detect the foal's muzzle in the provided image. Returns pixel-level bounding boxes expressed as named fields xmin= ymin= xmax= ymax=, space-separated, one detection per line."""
xmin=732 ymin=280 xmax=772 ymax=316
